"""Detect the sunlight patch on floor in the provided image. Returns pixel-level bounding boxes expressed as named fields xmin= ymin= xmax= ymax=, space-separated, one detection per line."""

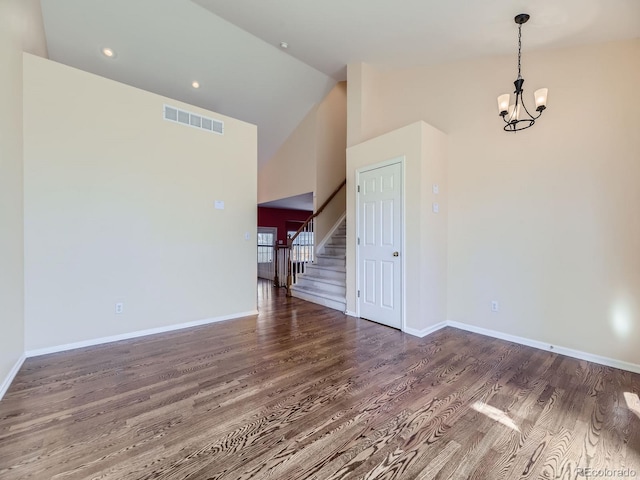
xmin=624 ymin=392 xmax=640 ymax=420
xmin=472 ymin=402 xmax=520 ymax=432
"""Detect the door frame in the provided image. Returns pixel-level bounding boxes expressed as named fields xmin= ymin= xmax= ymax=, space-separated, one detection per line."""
xmin=355 ymin=156 xmax=406 ymax=332
xmin=257 ymin=226 xmax=277 ymax=281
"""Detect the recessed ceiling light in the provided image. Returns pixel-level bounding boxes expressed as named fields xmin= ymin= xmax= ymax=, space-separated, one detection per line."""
xmin=101 ymin=47 xmax=116 ymax=58
xmin=280 ymin=42 xmax=289 ymax=49
xmin=192 ymin=81 xmax=200 ymax=89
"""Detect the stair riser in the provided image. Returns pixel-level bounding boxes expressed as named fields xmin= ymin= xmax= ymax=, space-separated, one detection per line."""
xmin=295 ymin=278 xmax=346 ymax=296
xmin=328 ymin=237 xmax=346 ymax=246
xmin=316 ymin=257 xmax=345 ymax=267
xmin=304 ymin=266 xmax=346 ymax=281
xmin=323 ymin=246 xmax=346 ymax=256
xmin=290 ymin=289 xmax=346 ymax=312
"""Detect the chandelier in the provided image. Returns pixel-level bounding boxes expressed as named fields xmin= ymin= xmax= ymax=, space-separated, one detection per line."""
xmin=497 ymin=14 xmax=548 ymax=132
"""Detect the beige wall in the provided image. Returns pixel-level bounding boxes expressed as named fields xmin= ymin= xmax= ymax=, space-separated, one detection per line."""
xmin=346 ymin=122 xmax=447 ymax=332
xmin=0 ymin=0 xmax=46 ymax=390
xmin=348 ymin=39 xmax=640 ymax=364
xmin=23 ymin=55 xmax=257 ymax=351
xmin=346 ymin=64 xmax=379 ymax=148
xmin=315 ymin=82 xmax=347 ymax=243
xmin=258 ymin=82 xmax=347 ymax=245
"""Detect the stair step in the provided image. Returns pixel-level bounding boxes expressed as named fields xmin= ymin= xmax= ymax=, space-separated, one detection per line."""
xmin=298 ymin=275 xmax=344 ymax=287
xmin=304 ymin=264 xmax=345 ymax=281
xmin=322 ymin=245 xmax=346 ymax=256
xmin=295 ymin=275 xmax=346 ymax=296
xmin=305 ymin=263 xmax=345 ymax=272
xmin=316 ymin=254 xmax=345 ymax=267
xmin=290 ymin=285 xmax=346 ymax=312
xmin=328 ymin=236 xmax=346 ymax=246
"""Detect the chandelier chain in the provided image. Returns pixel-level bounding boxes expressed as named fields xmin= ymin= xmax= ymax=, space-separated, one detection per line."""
xmin=517 ymin=24 xmax=522 ymax=79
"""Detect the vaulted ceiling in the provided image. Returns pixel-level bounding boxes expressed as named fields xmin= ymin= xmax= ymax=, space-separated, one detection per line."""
xmin=41 ymin=0 xmax=640 ymax=167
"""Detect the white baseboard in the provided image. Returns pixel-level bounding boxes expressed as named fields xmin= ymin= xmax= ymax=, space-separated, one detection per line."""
xmin=404 ymin=322 xmax=447 ymax=338
xmin=345 ymin=310 xmax=358 ymax=318
xmin=0 ymin=354 xmax=26 ymax=401
xmin=25 ymin=310 xmax=259 ymax=358
xmin=447 ymin=320 xmax=640 ymax=375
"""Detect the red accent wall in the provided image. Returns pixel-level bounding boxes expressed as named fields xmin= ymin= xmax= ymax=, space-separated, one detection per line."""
xmin=258 ymin=207 xmax=312 ymax=245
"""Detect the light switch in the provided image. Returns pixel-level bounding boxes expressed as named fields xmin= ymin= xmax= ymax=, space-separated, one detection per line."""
xmin=433 ymin=184 xmax=439 ymax=194
xmin=244 ymin=232 xmax=251 ymax=241
xmin=432 ymin=203 xmax=439 ymax=213
xmin=214 ymin=200 xmax=225 ymax=210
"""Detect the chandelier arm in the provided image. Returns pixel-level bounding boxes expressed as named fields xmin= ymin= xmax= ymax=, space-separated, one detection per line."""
xmin=522 ymin=99 xmax=543 ymax=120
xmin=520 ymin=97 xmax=536 ymax=120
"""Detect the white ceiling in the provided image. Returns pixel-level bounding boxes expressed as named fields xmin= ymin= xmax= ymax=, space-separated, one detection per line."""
xmin=259 ymin=192 xmax=313 ymax=211
xmin=40 ymin=0 xmax=639 ymax=169
xmin=195 ymin=0 xmax=640 ymax=79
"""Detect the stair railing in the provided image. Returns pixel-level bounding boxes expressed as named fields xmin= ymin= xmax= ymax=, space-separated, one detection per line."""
xmin=283 ymin=179 xmax=346 ymax=296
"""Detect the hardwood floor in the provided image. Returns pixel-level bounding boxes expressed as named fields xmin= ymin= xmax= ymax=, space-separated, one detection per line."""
xmin=1 ymin=280 xmax=639 ymax=479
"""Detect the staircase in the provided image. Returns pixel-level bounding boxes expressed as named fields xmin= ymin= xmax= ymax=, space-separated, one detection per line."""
xmin=290 ymin=219 xmax=346 ymax=312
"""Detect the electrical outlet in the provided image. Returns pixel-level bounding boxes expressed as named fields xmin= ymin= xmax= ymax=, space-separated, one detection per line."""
xmin=115 ymin=302 xmax=124 ymax=315
xmin=491 ymin=300 xmax=499 ymax=312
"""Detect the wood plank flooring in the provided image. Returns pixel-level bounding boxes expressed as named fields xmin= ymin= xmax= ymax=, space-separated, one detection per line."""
xmin=1 ymin=280 xmax=639 ymax=479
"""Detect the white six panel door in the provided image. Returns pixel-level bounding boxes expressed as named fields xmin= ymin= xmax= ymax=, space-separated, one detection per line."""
xmin=358 ymin=162 xmax=402 ymax=329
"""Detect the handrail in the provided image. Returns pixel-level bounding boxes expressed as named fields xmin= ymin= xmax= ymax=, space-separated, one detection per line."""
xmin=288 ymin=179 xmax=346 ymax=246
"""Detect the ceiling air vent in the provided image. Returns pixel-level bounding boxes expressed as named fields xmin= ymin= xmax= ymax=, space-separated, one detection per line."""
xmin=163 ymin=104 xmax=224 ymax=135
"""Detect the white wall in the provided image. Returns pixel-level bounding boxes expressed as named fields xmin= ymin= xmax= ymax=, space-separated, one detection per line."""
xmin=346 ymin=122 xmax=448 ymax=333
xmin=348 ymin=39 xmax=640 ymax=365
xmin=0 ymin=0 xmax=47 ymax=394
xmin=23 ymin=55 xmax=257 ymax=351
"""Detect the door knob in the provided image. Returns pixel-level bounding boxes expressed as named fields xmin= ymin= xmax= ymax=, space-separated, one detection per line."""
xmin=393 ymin=251 xmax=399 ymax=257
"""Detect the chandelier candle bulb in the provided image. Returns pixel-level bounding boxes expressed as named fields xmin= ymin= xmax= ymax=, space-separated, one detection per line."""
xmin=507 ymin=103 xmax=521 ymax=121
xmin=497 ymin=94 xmax=510 ymax=116
xmin=534 ymin=88 xmax=548 ymax=111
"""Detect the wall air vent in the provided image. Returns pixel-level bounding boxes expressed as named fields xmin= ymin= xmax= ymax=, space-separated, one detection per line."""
xmin=163 ymin=104 xmax=224 ymax=135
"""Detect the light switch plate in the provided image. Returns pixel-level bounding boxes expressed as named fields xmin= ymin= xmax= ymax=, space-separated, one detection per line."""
xmin=214 ymin=200 xmax=225 ymax=210
xmin=432 ymin=202 xmax=439 ymax=213
xmin=433 ymin=184 xmax=439 ymax=194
